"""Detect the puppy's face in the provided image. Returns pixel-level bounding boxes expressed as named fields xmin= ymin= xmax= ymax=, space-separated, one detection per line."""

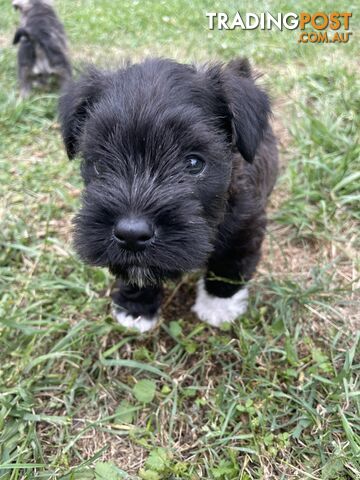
xmin=12 ymin=0 xmax=30 ymax=12
xmin=59 ymin=59 xmax=270 ymax=286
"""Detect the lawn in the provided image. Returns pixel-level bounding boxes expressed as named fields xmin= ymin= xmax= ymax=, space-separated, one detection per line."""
xmin=0 ymin=1 xmax=359 ymax=479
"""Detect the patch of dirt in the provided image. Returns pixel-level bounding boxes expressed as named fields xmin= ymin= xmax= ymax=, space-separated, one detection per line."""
xmin=260 ymin=216 xmax=359 ymax=335
xmin=162 ymin=276 xmax=197 ymax=323
xmin=271 ymin=99 xmax=293 ymax=153
xmin=0 ymin=34 xmax=13 ymax=49
xmin=37 ymin=410 xmax=147 ymax=474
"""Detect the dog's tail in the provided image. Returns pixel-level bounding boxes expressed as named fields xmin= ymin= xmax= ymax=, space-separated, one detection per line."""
xmin=13 ymin=27 xmax=32 ymax=45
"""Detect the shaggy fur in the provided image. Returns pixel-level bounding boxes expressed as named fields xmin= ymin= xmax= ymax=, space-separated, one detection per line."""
xmin=12 ymin=0 xmax=71 ymax=97
xmin=59 ymin=57 xmax=278 ymax=331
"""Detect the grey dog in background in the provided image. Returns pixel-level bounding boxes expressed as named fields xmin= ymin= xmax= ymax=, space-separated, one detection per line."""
xmin=12 ymin=0 xmax=71 ymax=97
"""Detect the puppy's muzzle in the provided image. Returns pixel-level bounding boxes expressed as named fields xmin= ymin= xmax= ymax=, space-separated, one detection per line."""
xmin=113 ymin=216 xmax=154 ymax=252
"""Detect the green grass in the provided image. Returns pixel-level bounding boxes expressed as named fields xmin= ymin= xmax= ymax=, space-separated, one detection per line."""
xmin=0 ymin=0 xmax=359 ymax=479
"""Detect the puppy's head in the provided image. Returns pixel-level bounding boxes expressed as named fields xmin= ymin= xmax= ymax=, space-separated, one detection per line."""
xmin=12 ymin=0 xmax=29 ymax=11
xmin=11 ymin=0 xmax=53 ymax=14
xmin=59 ymin=58 xmax=270 ymax=286
xmin=12 ymin=0 xmax=53 ymax=12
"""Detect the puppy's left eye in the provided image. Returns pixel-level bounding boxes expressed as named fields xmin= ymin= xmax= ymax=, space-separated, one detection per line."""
xmin=184 ymin=155 xmax=206 ymax=175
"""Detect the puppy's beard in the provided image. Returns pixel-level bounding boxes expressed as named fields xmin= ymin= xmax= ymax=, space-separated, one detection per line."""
xmin=127 ymin=266 xmax=158 ymax=288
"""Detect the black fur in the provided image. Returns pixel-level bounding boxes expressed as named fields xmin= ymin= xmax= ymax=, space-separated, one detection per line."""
xmin=59 ymin=57 xmax=278 ymax=321
xmin=111 ymin=282 xmax=163 ymax=319
xmin=13 ymin=0 xmax=71 ymax=97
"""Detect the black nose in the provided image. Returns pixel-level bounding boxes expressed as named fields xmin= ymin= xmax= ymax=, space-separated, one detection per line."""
xmin=113 ymin=217 xmax=154 ymax=251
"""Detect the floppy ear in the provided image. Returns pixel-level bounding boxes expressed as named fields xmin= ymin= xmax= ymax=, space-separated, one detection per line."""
xmin=221 ymin=58 xmax=271 ymax=163
xmin=58 ymin=68 xmax=107 ymax=159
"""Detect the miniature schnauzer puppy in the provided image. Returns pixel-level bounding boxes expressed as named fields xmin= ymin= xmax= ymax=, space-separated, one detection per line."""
xmin=12 ymin=0 xmax=71 ymax=97
xmin=59 ymin=57 xmax=278 ymax=332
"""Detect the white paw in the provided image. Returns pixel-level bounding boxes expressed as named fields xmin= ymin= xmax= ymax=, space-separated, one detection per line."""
xmin=192 ymin=279 xmax=248 ymax=327
xmin=112 ymin=306 xmax=159 ymax=333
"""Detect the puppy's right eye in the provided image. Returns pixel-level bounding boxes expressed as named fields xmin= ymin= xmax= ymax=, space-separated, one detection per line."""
xmin=184 ymin=154 xmax=206 ymax=175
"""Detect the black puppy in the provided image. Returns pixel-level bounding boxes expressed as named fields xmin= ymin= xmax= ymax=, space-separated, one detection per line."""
xmin=59 ymin=58 xmax=278 ymax=332
xmin=12 ymin=0 xmax=71 ymax=97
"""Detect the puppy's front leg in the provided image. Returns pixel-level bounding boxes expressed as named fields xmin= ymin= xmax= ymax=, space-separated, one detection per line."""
xmin=192 ymin=213 xmax=267 ymax=327
xmin=19 ymin=67 xmax=32 ymax=98
xmin=111 ymin=281 xmax=163 ymax=333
